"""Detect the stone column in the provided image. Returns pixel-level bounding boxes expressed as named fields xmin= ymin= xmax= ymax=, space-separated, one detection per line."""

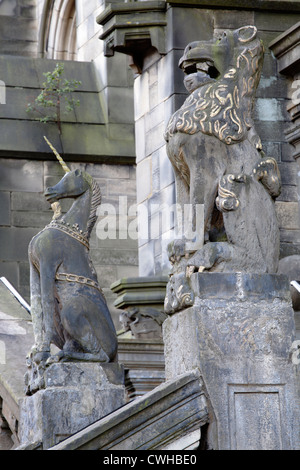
xmin=270 ymin=23 xmax=300 ymax=222
xmin=163 ymin=273 xmax=300 ymax=450
xmin=18 ymin=362 xmax=126 ymax=450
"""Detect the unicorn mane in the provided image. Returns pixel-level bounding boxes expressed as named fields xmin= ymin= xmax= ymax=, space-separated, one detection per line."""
xmin=87 ymin=177 xmax=101 ymax=238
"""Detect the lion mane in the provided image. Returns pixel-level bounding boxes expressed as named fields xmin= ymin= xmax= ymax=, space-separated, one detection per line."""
xmin=164 ymin=32 xmax=264 ymax=147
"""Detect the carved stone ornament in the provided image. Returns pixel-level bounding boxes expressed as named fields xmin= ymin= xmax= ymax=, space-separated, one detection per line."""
xmin=164 ymin=26 xmax=281 ymax=281
xmin=164 ymin=272 xmax=195 ymax=315
xmin=119 ymin=307 xmax=167 ymax=339
xmin=26 ymin=145 xmax=118 ymax=394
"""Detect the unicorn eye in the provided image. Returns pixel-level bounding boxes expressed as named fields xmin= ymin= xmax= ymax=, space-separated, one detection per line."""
xmin=75 ymin=169 xmax=81 ymax=176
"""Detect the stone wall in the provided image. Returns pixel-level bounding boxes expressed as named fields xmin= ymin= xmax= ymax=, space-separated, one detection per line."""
xmin=0 ymin=0 xmax=38 ymax=56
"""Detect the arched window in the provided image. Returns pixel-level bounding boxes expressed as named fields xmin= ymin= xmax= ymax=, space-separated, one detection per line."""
xmin=39 ymin=0 xmax=77 ymax=60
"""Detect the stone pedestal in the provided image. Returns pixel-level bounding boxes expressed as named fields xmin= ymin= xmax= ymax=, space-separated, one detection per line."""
xmin=163 ymin=273 xmax=300 ymax=450
xmin=18 ymin=362 xmax=126 ymax=450
xmin=111 ymin=276 xmax=167 ymax=398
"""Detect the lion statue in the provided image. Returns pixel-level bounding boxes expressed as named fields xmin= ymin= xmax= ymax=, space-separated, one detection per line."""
xmin=164 ymin=25 xmax=281 ymax=280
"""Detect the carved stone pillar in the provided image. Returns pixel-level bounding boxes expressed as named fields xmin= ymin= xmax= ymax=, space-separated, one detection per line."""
xmin=163 ymin=273 xmax=300 ymax=450
xmin=111 ymin=276 xmax=168 ymax=399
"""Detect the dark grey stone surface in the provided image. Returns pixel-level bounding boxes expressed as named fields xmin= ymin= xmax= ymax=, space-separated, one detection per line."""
xmin=0 ymin=193 xmax=10 ymax=226
xmin=163 ymin=272 xmax=300 ymax=450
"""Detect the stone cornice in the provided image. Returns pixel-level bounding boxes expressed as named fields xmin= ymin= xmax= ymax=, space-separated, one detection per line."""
xmin=166 ymin=0 xmax=300 ymax=10
xmin=97 ymin=1 xmax=166 ymax=26
xmin=97 ymin=1 xmax=167 ymax=72
xmin=269 ymin=21 xmax=300 ymax=74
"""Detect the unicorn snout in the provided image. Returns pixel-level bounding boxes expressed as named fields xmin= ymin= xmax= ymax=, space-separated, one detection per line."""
xmin=44 ymin=186 xmax=59 ymax=203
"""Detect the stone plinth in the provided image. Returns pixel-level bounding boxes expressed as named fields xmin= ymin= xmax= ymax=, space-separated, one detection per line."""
xmin=163 ymin=273 xmax=300 ymax=450
xmin=18 ymin=362 xmax=126 ymax=450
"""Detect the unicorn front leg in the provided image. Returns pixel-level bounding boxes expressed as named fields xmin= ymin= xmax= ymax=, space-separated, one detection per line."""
xmin=32 ymin=261 xmax=58 ymax=363
xmin=29 ymin=261 xmax=44 ymax=360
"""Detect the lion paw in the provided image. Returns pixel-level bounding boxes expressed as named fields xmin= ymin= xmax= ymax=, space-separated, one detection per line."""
xmin=186 ymin=242 xmax=233 ymax=271
xmin=252 ymin=157 xmax=281 ymax=198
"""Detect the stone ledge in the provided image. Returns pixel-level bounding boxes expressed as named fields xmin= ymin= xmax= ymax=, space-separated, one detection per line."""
xmin=44 ymin=362 xmax=124 ymax=388
xmin=111 ymin=275 xmax=168 ymax=309
xmin=97 ymin=1 xmax=167 ymax=73
xmin=190 ymin=272 xmax=292 ymax=303
xmin=269 ymin=21 xmax=300 ymax=74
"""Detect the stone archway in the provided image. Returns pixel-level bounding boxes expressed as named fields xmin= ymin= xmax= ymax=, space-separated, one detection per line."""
xmin=39 ymin=0 xmax=77 ymax=60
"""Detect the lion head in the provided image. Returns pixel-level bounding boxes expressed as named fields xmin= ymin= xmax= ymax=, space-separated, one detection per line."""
xmin=165 ymin=26 xmax=264 ymax=147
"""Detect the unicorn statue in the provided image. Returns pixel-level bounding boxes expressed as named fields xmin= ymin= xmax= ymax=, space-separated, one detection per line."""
xmin=25 ymin=138 xmax=117 ymax=394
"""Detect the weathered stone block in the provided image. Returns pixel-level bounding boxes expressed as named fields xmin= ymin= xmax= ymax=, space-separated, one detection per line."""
xmin=0 ymin=193 xmax=10 ymax=226
xmin=254 ymin=98 xmax=285 ymax=122
xmin=0 ymin=40 xmax=37 ymax=57
xmin=254 ymin=11 xmax=299 ymax=32
xmin=213 ymin=9 xmax=254 ymax=30
xmin=278 ymin=161 xmax=298 ymax=186
xmin=276 ymin=201 xmax=300 ymax=230
xmin=11 ymin=192 xmax=49 ymax=212
xmin=85 ymin=162 xmax=131 ymax=180
xmin=0 ymin=17 xmax=37 ymax=42
xmin=106 ymin=86 xmax=134 ymax=124
xmin=158 ymin=49 xmax=186 ymax=102
xmin=166 ymin=7 xmax=214 ymax=51
xmin=0 ymin=0 xmax=17 ymax=16
xmin=11 ymin=211 xmax=51 ymax=229
xmin=136 ymin=157 xmax=152 ymax=203
xmin=90 ymin=247 xmax=138 ymax=267
xmin=0 ymin=159 xmax=43 ymax=192
xmin=135 ymin=116 xmax=146 ymax=163
xmin=163 ymin=273 xmax=300 ymax=450
xmin=145 ymin=121 xmax=165 ymax=156
xmin=73 ymin=91 xmax=106 ymax=124
xmin=18 ymin=362 xmax=126 ymax=449
xmin=138 ymin=241 xmax=155 ymax=277
xmin=0 ymin=227 xmax=38 ymax=261
xmin=34 ymin=59 xmax=99 ymax=93
xmin=134 ymin=73 xmax=150 ymax=120
xmin=277 ymin=185 xmax=298 ymax=203
xmin=0 ymin=262 xmax=19 ymax=288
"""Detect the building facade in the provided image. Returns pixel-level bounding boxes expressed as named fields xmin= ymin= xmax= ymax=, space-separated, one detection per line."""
xmin=0 ymin=0 xmax=299 ymax=450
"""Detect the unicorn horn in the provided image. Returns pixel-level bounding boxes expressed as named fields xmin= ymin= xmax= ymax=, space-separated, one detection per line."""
xmin=43 ymin=136 xmax=70 ymax=173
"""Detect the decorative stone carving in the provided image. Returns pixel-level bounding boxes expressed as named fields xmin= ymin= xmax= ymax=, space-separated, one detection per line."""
xmin=164 ymin=26 xmax=281 ymax=289
xmin=164 ymin=271 xmax=195 ymax=315
xmin=119 ymin=307 xmax=167 ymax=339
xmin=26 ymin=144 xmax=118 ymax=394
